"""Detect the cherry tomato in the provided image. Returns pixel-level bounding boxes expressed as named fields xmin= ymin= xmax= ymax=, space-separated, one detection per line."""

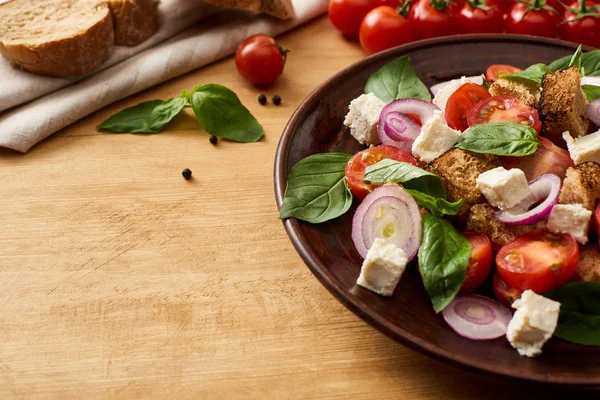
xmin=445 ymin=83 xmax=491 ymax=131
xmin=377 ymin=0 xmax=401 ymax=5
xmin=359 ymin=6 xmax=413 ymax=54
xmin=502 ymin=137 xmax=574 ymax=181
xmin=506 ymin=1 xmax=561 ymax=38
xmin=496 ymin=230 xmax=580 ymax=293
xmin=235 ymin=34 xmax=287 ymax=86
xmin=485 ymin=64 xmax=522 ymax=82
xmin=329 ymin=0 xmax=379 ymax=36
xmin=493 ymin=272 xmax=524 ymax=307
xmin=560 ymin=1 xmax=600 ymax=48
xmin=408 ymin=0 xmax=458 ymax=40
xmin=345 ymin=146 xmax=418 ymax=199
xmin=457 ymin=0 xmax=505 ymax=33
xmin=467 ymin=96 xmax=542 ymax=133
xmin=459 ymin=233 xmax=493 ymax=293
xmin=496 ymin=0 xmax=516 ymax=12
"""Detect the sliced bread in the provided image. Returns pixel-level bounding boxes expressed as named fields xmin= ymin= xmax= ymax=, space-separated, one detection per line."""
xmin=203 ymin=0 xmax=295 ymax=19
xmin=103 ymin=0 xmax=160 ymax=46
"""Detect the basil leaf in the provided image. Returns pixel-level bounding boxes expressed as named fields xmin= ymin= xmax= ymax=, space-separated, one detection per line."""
xmin=583 ymin=84 xmax=600 ymax=101
xmin=549 ymin=49 xmax=600 ymax=76
xmin=569 ymin=45 xmax=583 ymax=72
xmin=456 ymin=122 xmax=539 ymax=156
xmin=544 ymin=282 xmax=600 ymax=346
xmin=363 ymin=159 xmax=446 ymax=199
xmin=365 ymin=55 xmax=431 ymax=103
xmin=190 ymin=84 xmax=263 ymax=142
xmin=501 ymin=63 xmax=550 ymax=85
xmin=97 ymin=98 xmax=186 ymax=133
xmin=278 ymin=153 xmax=353 ymax=224
xmin=418 ymin=215 xmax=472 ymax=313
xmin=404 ymin=189 xmax=462 ymax=218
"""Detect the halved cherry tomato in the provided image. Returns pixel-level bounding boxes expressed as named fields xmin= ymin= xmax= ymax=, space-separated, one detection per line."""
xmin=467 ymin=96 xmax=542 ymax=133
xmin=485 ymin=64 xmax=522 ymax=82
xmin=459 ymin=232 xmax=493 ymax=293
xmin=493 ymin=272 xmax=524 ymax=307
xmin=502 ymin=137 xmax=574 ymax=181
xmin=445 ymin=83 xmax=491 ymax=131
xmin=359 ymin=6 xmax=413 ymax=54
xmin=345 ymin=146 xmax=418 ymax=199
xmin=496 ymin=230 xmax=580 ymax=293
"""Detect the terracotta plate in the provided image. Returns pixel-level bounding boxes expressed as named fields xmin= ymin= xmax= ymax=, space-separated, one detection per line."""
xmin=274 ymin=35 xmax=600 ymax=387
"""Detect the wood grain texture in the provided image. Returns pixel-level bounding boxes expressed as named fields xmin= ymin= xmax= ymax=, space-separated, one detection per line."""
xmin=0 ymin=16 xmax=592 ymax=399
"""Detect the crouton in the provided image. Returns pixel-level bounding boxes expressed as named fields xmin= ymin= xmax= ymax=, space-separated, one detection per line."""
xmin=559 ymin=161 xmax=600 ymax=211
xmin=538 ymin=66 xmax=589 ymax=147
xmin=426 ymin=148 xmax=500 ymax=223
xmin=465 ymin=203 xmax=547 ymax=250
xmin=489 ymin=79 xmax=540 ymax=108
xmin=573 ymin=245 xmax=600 ymax=282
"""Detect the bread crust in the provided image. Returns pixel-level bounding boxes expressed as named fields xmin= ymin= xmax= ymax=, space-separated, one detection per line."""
xmin=203 ymin=0 xmax=295 ymax=19
xmin=104 ymin=0 xmax=160 ymax=46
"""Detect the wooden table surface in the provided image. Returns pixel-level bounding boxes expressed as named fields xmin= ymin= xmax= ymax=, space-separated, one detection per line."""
xmin=0 ymin=15 xmax=590 ymax=399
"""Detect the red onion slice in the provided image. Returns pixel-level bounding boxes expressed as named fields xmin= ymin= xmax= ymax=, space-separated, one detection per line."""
xmin=430 ymin=75 xmax=484 ymax=96
xmin=496 ymin=173 xmax=562 ymax=225
xmin=442 ymin=294 xmax=512 ymax=340
xmin=588 ymin=98 xmax=600 ymax=127
xmin=352 ymin=185 xmax=422 ymax=260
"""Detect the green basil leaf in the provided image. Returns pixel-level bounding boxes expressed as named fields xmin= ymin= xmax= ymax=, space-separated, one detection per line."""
xmin=418 ymin=215 xmax=472 ymax=313
xmin=543 ymin=282 xmax=600 ymax=346
xmin=364 ymin=55 xmax=431 ymax=103
xmin=97 ymin=98 xmax=186 ymax=133
xmin=363 ymin=159 xmax=446 ymax=199
xmin=278 ymin=153 xmax=353 ymax=224
xmin=404 ymin=189 xmax=462 ymax=218
xmin=501 ymin=63 xmax=550 ymax=85
xmin=190 ymin=84 xmax=263 ymax=142
xmin=569 ymin=45 xmax=583 ymax=71
xmin=583 ymin=84 xmax=600 ymax=101
xmin=549 ymin=49 xmax=600 ymax=76
xmin=456 ymin=122 xmax=539 ymax=156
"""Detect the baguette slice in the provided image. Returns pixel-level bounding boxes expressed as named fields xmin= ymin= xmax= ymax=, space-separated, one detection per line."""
xmin=103 ymin=0 xmax=159 ymax=46
xmin=203 ymin=0 xmax=295 ymax=19
xmin=0 ymin=0 xmax=115 ymax=78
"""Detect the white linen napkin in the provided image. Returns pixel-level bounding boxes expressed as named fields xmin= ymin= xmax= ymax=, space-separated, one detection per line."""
xmin=0 ymin=0 xmax=329 ymax=153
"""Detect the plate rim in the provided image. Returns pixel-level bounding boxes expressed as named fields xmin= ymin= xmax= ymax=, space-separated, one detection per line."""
xmin=273 ymin=34 xmax=598 ymax=387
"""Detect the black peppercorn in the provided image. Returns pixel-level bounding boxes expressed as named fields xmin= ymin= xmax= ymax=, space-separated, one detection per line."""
xmin=272 ymin=95 xmax=281 ymax=106
xmin=258 ymin=94 xmax=267 ymax=105
xmin=182 ymin=168 xmax=192 ymax=180
xmin=209 ymin=135 xmax=218 ymax=145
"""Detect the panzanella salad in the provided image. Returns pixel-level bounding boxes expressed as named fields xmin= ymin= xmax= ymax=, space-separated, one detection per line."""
xmin=279 ymin=46 xmax=600 ymax=358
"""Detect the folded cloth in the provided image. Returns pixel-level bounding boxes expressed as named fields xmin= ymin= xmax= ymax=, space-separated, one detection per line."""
xmin=0 ymin=0 xmax=329 ymax=153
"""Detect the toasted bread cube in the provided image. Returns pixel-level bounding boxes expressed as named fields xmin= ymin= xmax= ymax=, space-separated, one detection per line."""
xmin=489 ymin=79 xmax=540 ymax=108
xmin=573 ymin=245 xmax=600 ymax=282
xmin=559 ymin=162 xmax=600 ymax=211
xmin=538 ymin=66 xmax=589 ymax=147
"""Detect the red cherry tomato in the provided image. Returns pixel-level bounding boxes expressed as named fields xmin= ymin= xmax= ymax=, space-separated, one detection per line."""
xmin=359 ymin=6 xmax=413 ymax=54
xmin=485 ymin=64 xmax=522 ymax=82
xmin=467 ymin=96 xmax=542 ymax=133
xmin=345 ymin=146 xmax=418 ymax=199
xmin=496 ymin=230 xmax=580 ymax=293
xmin=459 ymin=233 xmax=493 ymax=293
xmin=445 ymin=83 xmax=491 ymax=131
xmin=235 ymin=34 xmax=287 ymax=86
xmin=457 ymin=0 xmax=505 ymax=33
xmin=560 ymin=1 xmax=600 ymax=48
xmin=502 ymin=137 xmax=574 ymax=181
xmin=493 ymin=272 xmax=524 ymax=307
xmin=377 ymin=0 xmax=401 ymax=5
xmin=408 ymin=0 xmax=458 ymax=40
xmin=506 ymin=1 xmax=561 ymax=38
xmin=328 ymin=0 xmax=379 ymax=36
xmin=495 ymin=0 xmax=515 ymax=12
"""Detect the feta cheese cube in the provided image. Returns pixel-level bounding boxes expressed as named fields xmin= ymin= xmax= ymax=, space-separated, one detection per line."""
xmin=357 ymin=238 xmax=408 ymax=297
xmin=476 ymin=167 xmax=532 ymax=210
xmin=547 ymin=204 xmax=592 ymax=244
xmin=506 ymin=290 xmax=560 ymax=358
xmin=411 ymin=110 xmax=462 ymax=162
xmin=432 ymin=76 xmax=473 ymax=112
xmin=343 ymin=93 xmax=386 ymax=145
xmin=563 ymin=130 xmax=600 ymax=165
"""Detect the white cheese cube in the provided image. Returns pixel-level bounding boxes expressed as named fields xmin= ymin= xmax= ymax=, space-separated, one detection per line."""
xmin=411 ymin=110 xmax=462 ymax=162
xmin=506 ymin=290 xmax=560 ymax=358
xmin=357 ymin=238 xmax=408 ymax=297
xmin=547 ymin=204 xmax=592 ymax=244
xmin=476 ymin=167 xmax=532 ymax=210
xmin=343 ymin=93 xmax=386 ymax=146
xmin=432 ymin=76 xmax=473 ymax=112
xmin=563 ymin=130 xmax=600 ymax=165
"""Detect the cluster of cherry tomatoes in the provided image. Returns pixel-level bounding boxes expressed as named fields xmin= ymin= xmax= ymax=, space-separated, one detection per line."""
xmin=328 ymin=0 xmax=600 ymax=54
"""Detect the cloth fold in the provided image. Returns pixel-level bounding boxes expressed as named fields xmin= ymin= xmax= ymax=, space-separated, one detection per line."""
xmin=0 ymin=0 xmax=329 ymax=153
